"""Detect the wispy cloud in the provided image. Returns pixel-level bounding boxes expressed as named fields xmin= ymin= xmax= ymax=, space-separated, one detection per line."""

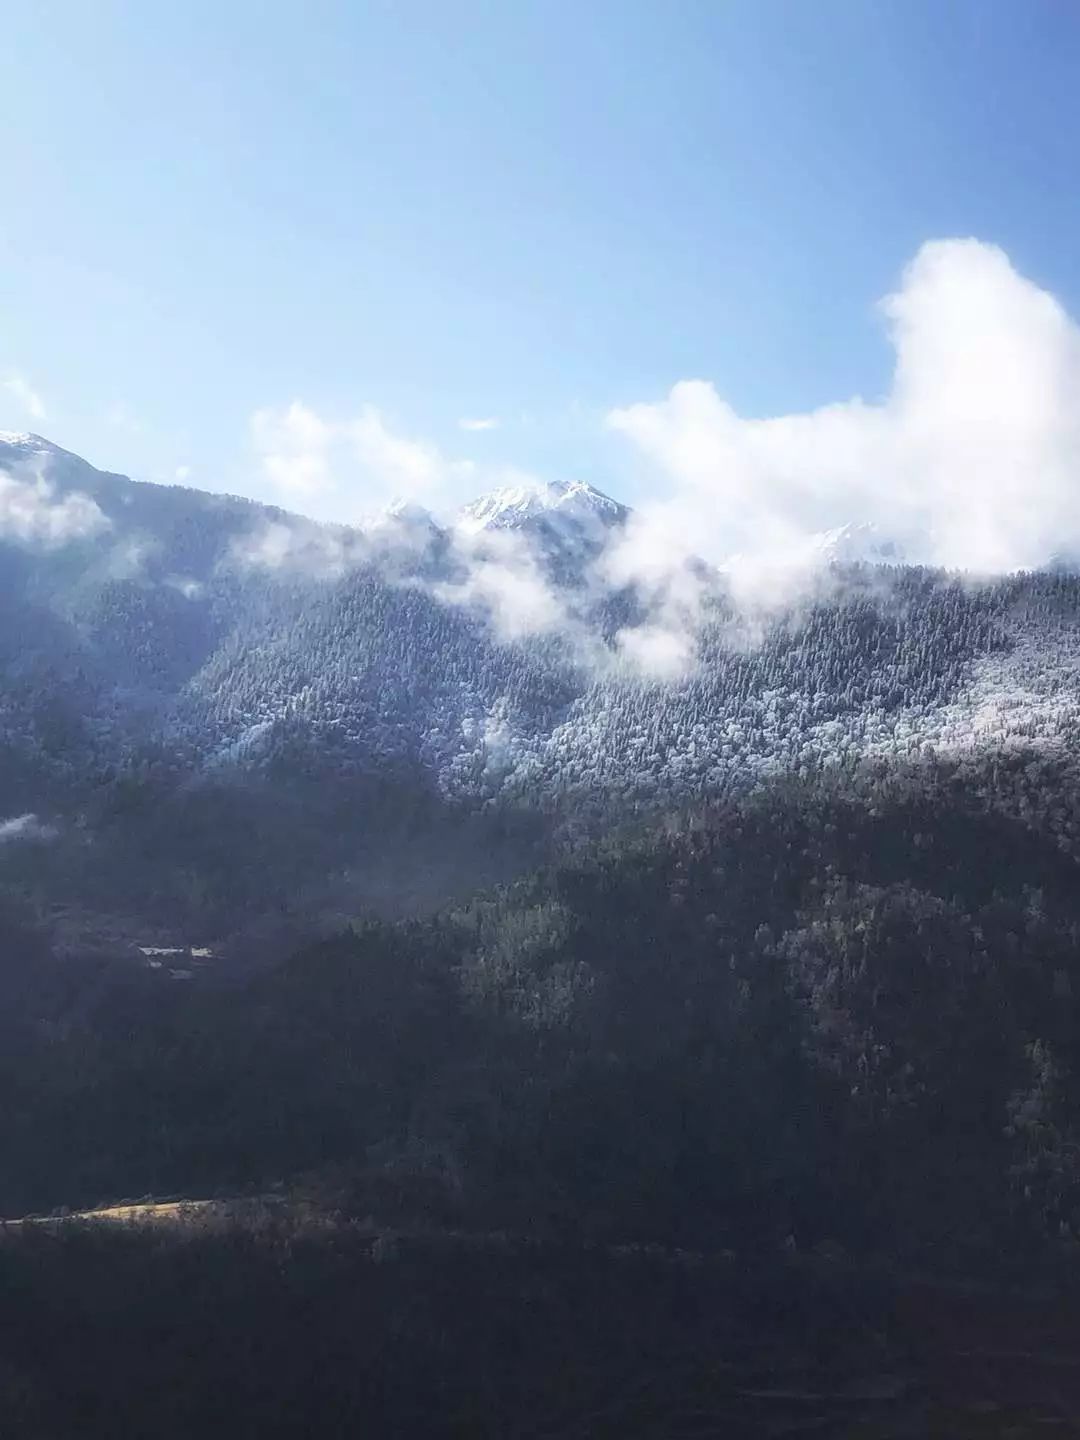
xmin=0 ymin=450 xmax=109 ymax=548
xmin=2 ymin=374 xmax=47 ymax=422
xmin=0 ymin=813 xmax=55 ymax=844
xmin=435 ymin=527 xmax=568 ymax=642
xmin=231 ymin=516 xmax=360 ymax=581
xmin=458 ymin=417 xmax=500 ymax=432
xmin=351 ymin=406 xmax=451 ymax=496
xmin=105 ymin=400 xmax=145 ymax=435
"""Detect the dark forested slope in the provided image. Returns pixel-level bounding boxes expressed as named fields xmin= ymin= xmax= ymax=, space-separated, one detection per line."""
xmin=5 ymin=745 xmax=1080 ymax=1274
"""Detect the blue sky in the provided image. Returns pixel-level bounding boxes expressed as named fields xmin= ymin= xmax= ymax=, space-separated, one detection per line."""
xmin=2 ymin=0 xmax=1080 ymax=526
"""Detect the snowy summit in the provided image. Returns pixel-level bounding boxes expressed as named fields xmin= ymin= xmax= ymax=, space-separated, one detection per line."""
xmin=363 ymin=497 xmax=439 ymax=532
xmin=0 ymin=431 xmax=59 ymax=455
xmin=455 ymin=479 xmax=629 ymax=536
xmin=810 ymin=522 xmax=912 ymax=567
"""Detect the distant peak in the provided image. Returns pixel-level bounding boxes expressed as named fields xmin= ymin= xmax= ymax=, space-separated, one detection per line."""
xmin=382 ymin=496 xmax=436 ymax=524
xmin=362 ymin=496 xmax=438 ymax=533
xmin=811 ymin=521 xmax=910 ymax=566
xmin=456 ymin=479 xmax=628 ymax=535
xmin=0 ymin=431 xmax=58 ymax=451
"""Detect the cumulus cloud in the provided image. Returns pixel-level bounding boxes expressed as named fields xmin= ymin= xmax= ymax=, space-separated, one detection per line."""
xmin=251 ymin=402 xmax=476 ymax=523
xmin=3 ymin=374 xmax=47 ymax=421
xmin=458 ymin=417 xmax=500 ymax=432
xmin=251 ymin=401 xmax=333 ymax=500
xmin=350 ymin=407 xmax=451 ymax=497
xmin=608 ymin=239 xmax=1080 ymax=579
xmin=243 ymin=239 xmax=1080 ymax=680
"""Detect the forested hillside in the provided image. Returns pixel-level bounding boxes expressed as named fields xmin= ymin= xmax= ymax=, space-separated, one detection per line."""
xmin=5 ymin=432 xmax=1080 ymax=951
xmin=5 ymin=743 xmax=1080 ymax=1273
xmin=6 ymin=433 xmax=1080 ymax=1256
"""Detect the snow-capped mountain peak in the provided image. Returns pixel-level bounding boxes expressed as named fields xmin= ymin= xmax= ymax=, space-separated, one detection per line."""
xmin=455 ymin=479 xmax=628 ymax=536
xmin=810 ymin=522 xmax=910 ymax=566
xmin=0 ymin=431 xmax=62 ymax=456
xmin=364 ymin=496 xmax=438 ymax=531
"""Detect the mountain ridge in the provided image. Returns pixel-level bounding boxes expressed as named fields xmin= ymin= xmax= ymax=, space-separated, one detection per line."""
xmin=0 ymin=431 xmax=922 ymax=575
xmin=3 ymin=433 xmax=1080 ymax=948
xmin=456 ymin=478 xmax=629 ymax=534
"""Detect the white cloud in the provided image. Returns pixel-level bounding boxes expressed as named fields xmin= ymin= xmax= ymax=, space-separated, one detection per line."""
xmin=250 ymin=401 xmax=332 ymax=500
xmin=167 ymin=575 xmax=203 ymax=599
xmin=102 ymin=535 xmax=156 ymax=579
xmin=0 ymin=459 xmax=109 ymax=548
xmin=250 ymin=402 xmax=476 ymax=523
xmin=458 ymin=417 xmax=500 ymax=432
xmin=614 ymin=622 xmax=696 ymax=682
xmin=246 ymin=406 xmax=693 ymax=676
xmin=0 ymin=813 xmax=55 ymax=844
xmin=3 ymin=374 xmax=47 ymax=421
xmin=350 ymin=406 xmax=449 ymax=498
xmin=247 ymin=238 xmax=1080 ymax=673
xmin=436 ymin=527 xmax=567 ymax=642
xmin=607 ymin=239 xmax=1080 ymax=578
xmin=175 ymin=464 xmax=191 ymax=483
xmin=231 ymin=516 xmax=361 ymax=581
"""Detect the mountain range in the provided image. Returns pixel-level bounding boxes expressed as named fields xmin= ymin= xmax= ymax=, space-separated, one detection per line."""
xmin=1 ymin=430 xmax=1079 ymax=954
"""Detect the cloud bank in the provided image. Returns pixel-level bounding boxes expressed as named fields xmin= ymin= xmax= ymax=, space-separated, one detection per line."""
xmin=243 ymin=239 xmax=1080 ymax=678
xmin=608 ymin=239 xmax=1080 ymax=578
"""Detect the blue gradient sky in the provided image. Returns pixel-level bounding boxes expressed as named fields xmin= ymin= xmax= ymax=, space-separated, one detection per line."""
xmin=1 ymin=0 xmax=1078 ymax=515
